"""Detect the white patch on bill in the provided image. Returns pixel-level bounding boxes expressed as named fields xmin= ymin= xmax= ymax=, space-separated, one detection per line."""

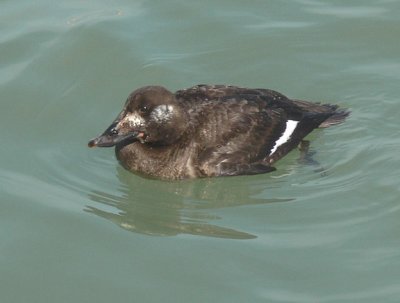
xmin=125 ymin=113 xmax=145 ymax=127
xmin=150 ymin=104 xmax=174 ymax=123
xmin=269 ymin=120 xmax=299 ymax=155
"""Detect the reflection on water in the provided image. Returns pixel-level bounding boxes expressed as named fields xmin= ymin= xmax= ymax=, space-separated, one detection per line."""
xmin=86 ymin=167 xmax=293 ymax=239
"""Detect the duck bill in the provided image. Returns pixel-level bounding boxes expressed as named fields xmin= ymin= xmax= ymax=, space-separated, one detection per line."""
xmin=88 ymin=121 xmax=140 ymax=148
xmin=88 ymin=131 xmax=140 ymax=148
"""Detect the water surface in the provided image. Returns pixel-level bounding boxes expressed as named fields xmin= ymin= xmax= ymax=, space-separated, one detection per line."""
xmin=1 ymin=0 xmax=400 ymax=302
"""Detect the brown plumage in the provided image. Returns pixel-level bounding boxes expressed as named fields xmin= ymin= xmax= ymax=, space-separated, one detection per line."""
xmin=88 ymin=85 xmax=349 ymax=180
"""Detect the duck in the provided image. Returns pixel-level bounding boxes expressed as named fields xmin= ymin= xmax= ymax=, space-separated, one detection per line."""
xmin=88 ymin=84 xmax=349 ymax=180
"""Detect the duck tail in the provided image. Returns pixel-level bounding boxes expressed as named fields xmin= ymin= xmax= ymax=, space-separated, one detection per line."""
xmin=291 ymin=99 xmax=350 ymax=128
xmin=318 ymin=108 xmax=350 ymax=128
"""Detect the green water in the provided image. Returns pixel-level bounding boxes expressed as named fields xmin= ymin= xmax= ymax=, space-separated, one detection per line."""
xmin=1 ymin=0 xmax=400 ymax=302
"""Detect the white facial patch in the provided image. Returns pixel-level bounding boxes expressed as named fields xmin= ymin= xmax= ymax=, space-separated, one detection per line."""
xmin=269 ymin=120 xmax=299 ymax=155
xmin=123 ymin=112 xmax=145 ymax=128
xmin=150 ymin=104 xmax=174 ymax=123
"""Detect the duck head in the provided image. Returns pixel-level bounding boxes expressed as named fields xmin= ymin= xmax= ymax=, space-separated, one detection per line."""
xmin=88 ymin=86 xmax=188 ymax=148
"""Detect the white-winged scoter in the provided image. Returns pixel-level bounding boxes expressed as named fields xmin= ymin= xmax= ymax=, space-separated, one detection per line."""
xmin=88 ymin=85 xmax=349 ymax=179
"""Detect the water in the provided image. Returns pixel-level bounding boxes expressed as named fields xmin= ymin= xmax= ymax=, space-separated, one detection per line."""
xmin=1 ymin=0 xmax=400 ymax=302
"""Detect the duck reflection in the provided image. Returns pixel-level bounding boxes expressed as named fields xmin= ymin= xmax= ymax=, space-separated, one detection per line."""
xmin=86 ymin=167 xmax=293 ymax=239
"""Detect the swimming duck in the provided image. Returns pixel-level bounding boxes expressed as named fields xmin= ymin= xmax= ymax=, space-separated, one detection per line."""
xmin=88 ymin=85 xmax=349 ymax=179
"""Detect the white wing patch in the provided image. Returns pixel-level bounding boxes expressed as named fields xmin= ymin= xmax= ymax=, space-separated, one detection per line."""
xmin=269 ymin=120 xmax=299 ymax=155
xmin=150 ymin=104 xmax=174 ymax=123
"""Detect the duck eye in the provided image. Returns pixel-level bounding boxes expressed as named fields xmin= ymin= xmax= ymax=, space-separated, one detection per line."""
xmin=138 ymin=105 xmax=148 ymax=114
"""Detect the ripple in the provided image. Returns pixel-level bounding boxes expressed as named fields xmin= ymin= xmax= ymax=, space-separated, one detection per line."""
xmin=245 ymin=21 xmax=314 ymax=30
xmin=0 ymin=169 xmax=84 ymax=213
xmin=306 ymin=5 xmax=388 ymax=18
xmin=65 ymin=7 xmax=135 ymax=27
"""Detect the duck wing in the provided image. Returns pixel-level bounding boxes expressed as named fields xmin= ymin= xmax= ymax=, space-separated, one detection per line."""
xmin=175 ymin=85 xmax=348 ymax=176
xmin=176 ymin=84 xmax=349 ymax=127
xmin=175 ymin=86 xmax=283 ymax=176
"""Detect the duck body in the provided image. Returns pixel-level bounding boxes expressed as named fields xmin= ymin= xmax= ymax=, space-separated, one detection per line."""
xmin=88 ymin=85 xmax=349 ymax=180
